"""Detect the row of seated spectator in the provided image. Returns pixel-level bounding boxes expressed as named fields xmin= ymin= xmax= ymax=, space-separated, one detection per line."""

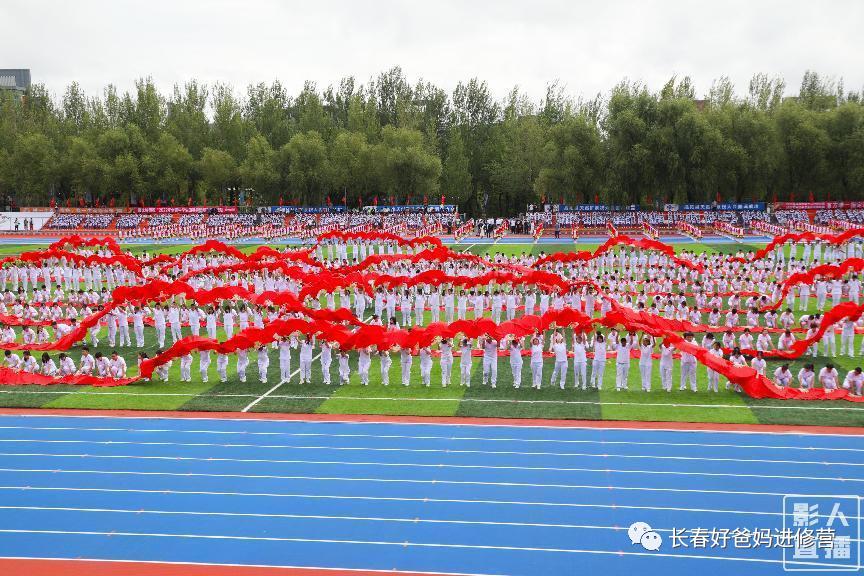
xmin=528 ymin=210 xmax=746 ymax=228
xmin=115 ymin=214 xmax=146 ymax=229
xmin=814 ymin=209 xmax=864 ymax=225
xmin=46 ymin=214 xmax=114 ymax=229
xmin=291 ymin=210 xmax=459 ymax=231
xmin=772 ymin=210 xmax=808 ymax=225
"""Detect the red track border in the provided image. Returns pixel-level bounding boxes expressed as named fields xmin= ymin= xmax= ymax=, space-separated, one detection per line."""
xmin=0 ymin=407 xmax=862 ymax=435
xmin=0 ymin=559 xmax=444 ymax=576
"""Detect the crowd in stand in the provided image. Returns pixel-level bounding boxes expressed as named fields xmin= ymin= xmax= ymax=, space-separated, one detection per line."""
xmin=115 ymin=215 xmax=146 ymax=229
xmin=773 ymin=210 xmax=808 ymax=225
xmin=537 ymin=210 xmax=744 ymax=228
xmin=147 ymin=215 xmax=173 ymax=227
xmin=45 ymin=215 xmax=84 ymax=230
xmin=815 ymin=210 xmax=864 ymax=225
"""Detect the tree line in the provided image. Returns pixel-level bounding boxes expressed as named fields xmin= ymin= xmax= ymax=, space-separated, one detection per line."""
xmin=0 ymin=67 xmax=862 ymax=215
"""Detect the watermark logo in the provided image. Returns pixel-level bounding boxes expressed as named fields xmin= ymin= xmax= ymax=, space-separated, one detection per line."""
xmin=629 ymin=521 xmax=663 ymax=551
xmin=782 ymin=495 xmax=860 ymax=572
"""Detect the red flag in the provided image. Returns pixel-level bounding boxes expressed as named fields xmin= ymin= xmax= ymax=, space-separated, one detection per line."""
xmin=326 ymin=195 xmax=332 ymax=206
xmin=594 ymin=193 xmax=599 ymax=204
xmin=808 ymin=191 xmax=815 ymax=203
xmin=66 ymin=198 xmax=71 ymax=208
xmin=715 ymin=191 xmax=721 ymax=203
xmin=187 ymin=197 xmax=192 ymax=207
xmin=357 ymin=196 xmax=362 ymax=207
xmin=440 ymin=194 xmax=445 ymax=206
xmin=109 ymin=197 xmax=115 ymax=208
xmin=373 ymin=196 xmax=378 ymax=206
xmin=170 ymin=198 xmax=175 ymax=207
xmin=49 ymin=198 xmax=56 ymax=209
xmin=94 ymin=198 xmax=100 ymax=208
xmin=342 ymin=193 xmax=347 ymax=205
xmin=279 ymin=196 xmax=283 ymax=206
xmin=156 ymin=198 xmax=162 ymax=208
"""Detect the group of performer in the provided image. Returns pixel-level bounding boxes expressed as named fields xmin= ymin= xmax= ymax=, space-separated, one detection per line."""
xmin=1 ymin=233 xmax=863 ymax=395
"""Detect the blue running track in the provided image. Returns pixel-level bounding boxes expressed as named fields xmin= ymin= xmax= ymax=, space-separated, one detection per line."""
xmin=0 ymin=414 xmax=860 ymax=575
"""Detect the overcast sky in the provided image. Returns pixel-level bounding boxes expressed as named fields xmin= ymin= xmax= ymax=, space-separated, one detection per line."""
xmin=3 ymin=0 xmax=863 ymax=104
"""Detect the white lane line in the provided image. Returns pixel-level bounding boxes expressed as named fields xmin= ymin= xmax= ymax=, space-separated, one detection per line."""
xmin=0 ymin=453 xmax=858 ymax=484
xmin=240 ymin=352 xmax=323 ymax=413
xmin=2 ymin=467 xmax=860 ymax=493
xmin=0 ymin=505 xmax=641 ymax=531
xmin=0 ymin=425 xmax=860 ymax=452
xmin=10 ymin=505 xmax=864 ymax=544
xmin=3 ymin=390 xmax=864 ymax=412
xmin=0 ymin=484 xmax=811 ymax=512
xmin=0 ymin=438 xmax=860 ymax=467
xmin=0 ymin=528 xmax=834 ymax=566
xmin=2 ymin=413 xmax=860 ymax=438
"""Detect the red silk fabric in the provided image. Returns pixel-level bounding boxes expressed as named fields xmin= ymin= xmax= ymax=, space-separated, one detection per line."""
xmin=3 ymin=232 xmax=864 ymax=401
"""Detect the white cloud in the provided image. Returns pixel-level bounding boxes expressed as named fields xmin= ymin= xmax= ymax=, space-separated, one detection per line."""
xmin=2 ymin=0 xmax=862 ymax=103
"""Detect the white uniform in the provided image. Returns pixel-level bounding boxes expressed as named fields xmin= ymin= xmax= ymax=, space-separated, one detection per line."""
xmin=550 ymin=341 xmax=568 ymax=389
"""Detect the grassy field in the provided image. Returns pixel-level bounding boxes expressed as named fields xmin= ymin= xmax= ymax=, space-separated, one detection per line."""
xmin=1 ymin=238 xmax=862 ymax=428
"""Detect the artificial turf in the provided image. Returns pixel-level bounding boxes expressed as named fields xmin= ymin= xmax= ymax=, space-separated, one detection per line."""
xmin=1 ymin=238 xmax=862 ymax=428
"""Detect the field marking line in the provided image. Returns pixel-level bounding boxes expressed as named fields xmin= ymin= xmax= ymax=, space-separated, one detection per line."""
xmin=240 ymin=352 xmax=322 ymax=413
